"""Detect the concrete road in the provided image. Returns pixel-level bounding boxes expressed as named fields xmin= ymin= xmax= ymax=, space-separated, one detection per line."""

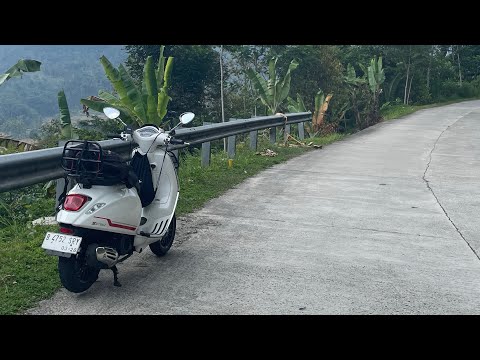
xmin=28 ymin=101 xmax=480 ymax=314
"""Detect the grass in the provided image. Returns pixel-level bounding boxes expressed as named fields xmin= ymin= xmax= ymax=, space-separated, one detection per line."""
xmin=0 ymin=132 xmax=344 ymax=314
xmin=0 ymin=224 xmax=60 ymax=315
xmin=381 ymin=97 xmax=480 ymax=121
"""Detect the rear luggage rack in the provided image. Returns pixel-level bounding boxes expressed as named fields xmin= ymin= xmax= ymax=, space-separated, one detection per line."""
xmin=61 ymin=140 xmax=104 ymax=184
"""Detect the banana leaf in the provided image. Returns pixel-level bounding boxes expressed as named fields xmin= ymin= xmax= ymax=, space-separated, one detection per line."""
xmin=100 ymin=56 xmax=132 ymax=109
xmin=5 ymin=59 xmax=41 ymax=78
xmin=163 ymin=57 xmax=174 ymax=89
xmin=287 ymin=93 xmax=307 ymax=113
xmin=143 ymin=54 xmax=159 ymax=123
xmin=143 ymin=56 xmax=158 ymax=97
xmin=267 ymin=57 xmax=278 ymax=105
xmin=347 ymin=64 xmax=356 ymax=80
xmin=156 ymin=45 xmax=166 ymax=89
xmin=157 ymin=89 xmax=170 ymax=122
xmin=277 ymin=59 xmax=299 ymax=109
xmin=0 ymin=59 xmax=41 ymax=85
xmin=118 ymin=64 xmax=146 ymax=121
xmin=0 ymin=74 xmax=8 ymax=85
xmin=98 ymin=90 xmax=120 ymax=104
xmin=246 ymin=69 xmax=270 ymax=112
xmin=296 ymin=93 xmax=306 ymax=112
xmin=58 ymin=90 xmax=72 ymax=139
xmin=367 ymin=65 xmax=377 ymax=93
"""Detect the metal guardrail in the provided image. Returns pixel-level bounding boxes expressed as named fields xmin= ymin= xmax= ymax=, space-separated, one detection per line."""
xmin=0 ymin=112 xmax=311 ymax=193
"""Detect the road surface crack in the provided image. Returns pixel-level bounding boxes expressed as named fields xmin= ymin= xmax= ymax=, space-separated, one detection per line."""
xmin=422 ymin=113 xmax=480 ymax=261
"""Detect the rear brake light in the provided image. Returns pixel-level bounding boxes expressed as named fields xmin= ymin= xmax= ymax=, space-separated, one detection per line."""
xmin=59 ymin=227 xmax=74 ymax=234
xmin=64 ymin=194 xmax=89 ymax=211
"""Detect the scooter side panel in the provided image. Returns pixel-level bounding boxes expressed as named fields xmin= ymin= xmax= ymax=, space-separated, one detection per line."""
xmin=56 ymin=184 xmax=142 ymax=235
xmin=137 ymin=150 xmax=179 ymax=238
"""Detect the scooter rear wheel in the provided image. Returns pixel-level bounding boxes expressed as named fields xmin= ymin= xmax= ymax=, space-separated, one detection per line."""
xmin=58 ymin=256 xmax=100 ymax=293
xmin=149 ymin=214 xmax=176 ymax=257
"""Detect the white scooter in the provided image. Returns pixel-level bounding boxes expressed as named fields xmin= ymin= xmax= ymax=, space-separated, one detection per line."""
xmin=41 ymin=107 xmax=194 ymax=293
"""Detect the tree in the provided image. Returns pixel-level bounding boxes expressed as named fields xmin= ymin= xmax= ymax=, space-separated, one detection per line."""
xmin=362 ymin=56 xmax=385 ymax=124
xmin=246 ymin=56 xmax=299 ymax=115
xmin=273 ymin=45 xmax=344 ymax=112
xmin=220 ymin=45 xmax=226 ymax=151
xmin=344 ymin=63 xmax=367 ymax=129
xmin=222 ymin=45 xmax=273 ymax=118
xmin=124 ymin=45 xmax=221 ymax=122
xmin=80 ymin=46 xmax=173 ymax=127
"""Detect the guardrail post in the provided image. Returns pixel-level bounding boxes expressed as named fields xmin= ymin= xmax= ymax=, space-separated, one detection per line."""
xmin=201 ymin=121 xmax=212 ymax=167
xmin=250 ymin=130 xmax=257 ymax=151
xmin=284 ymin=124 xmax=291 ymax=143
xmin=269 ymin=127 xmax=276 ymax=144
xmin=298 ymin=122 xmax=305 ymax=140
xmin=228 ymin=135 xmax=236 ymax=158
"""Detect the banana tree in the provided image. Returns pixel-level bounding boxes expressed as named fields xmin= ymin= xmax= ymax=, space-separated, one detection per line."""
xmin=365 ymin=56 xmax=385 ymax=123
xmin=0 ymin=59 xmax=41 ymax=86
xmin=81 ymin=46 xmax=173 ymax=127
xmin=246 ymin=57 xmax=299 ymax=115
xmin=344 ymin=63 xmax=366 ymax=129
xmin=312 ymin=90 xmax=333 ymax=132
xmin=288 ymin=90 xmax=333 ymax=137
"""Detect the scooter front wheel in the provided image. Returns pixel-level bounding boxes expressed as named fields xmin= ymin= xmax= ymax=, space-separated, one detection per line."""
xmin=149 ymin=214 xmax=176 ymax=257
xmin=58 ymin=256 xmax=100 ymax=293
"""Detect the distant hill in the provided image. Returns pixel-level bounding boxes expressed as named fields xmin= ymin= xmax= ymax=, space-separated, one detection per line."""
xmin=0 ymin=45 xmax=127 ymax=138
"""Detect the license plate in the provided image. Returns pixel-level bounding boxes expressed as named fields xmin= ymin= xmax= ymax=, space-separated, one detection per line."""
xmin=41 ymin=232 xmax=82 ymax=254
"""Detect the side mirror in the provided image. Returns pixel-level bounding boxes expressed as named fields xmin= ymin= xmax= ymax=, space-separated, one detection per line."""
xmin=179 ymin=112 xmax=195 ymax=125
xmin=103 ymin=107 xmax=120 ymax=120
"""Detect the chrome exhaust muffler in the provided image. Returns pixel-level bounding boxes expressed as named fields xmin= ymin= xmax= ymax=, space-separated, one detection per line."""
xmin=96 ymin=247 xmax=119 ymax=268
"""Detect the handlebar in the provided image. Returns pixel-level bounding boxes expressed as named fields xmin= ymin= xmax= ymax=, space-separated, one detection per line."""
xmin=106 ymin=133 xmax=122 ymax=138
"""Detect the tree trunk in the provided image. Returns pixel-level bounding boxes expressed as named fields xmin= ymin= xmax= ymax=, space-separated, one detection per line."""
xmin=427 ymin=46 xmax=433 ymax=92
xmin=457 ymin=46 xmax=462 ymax=86
xmin=407 ymin=74 xmax=414 ymax=105
xmin=403 ymin=48 xmax=411 ymax=105
xmin=220 ymin=45 xmax=226 ymax=152
xmin=351 ymin=91 xmax=362 ymax=129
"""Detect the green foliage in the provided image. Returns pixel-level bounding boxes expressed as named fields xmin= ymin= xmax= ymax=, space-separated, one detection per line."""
xmin=75 ymin=115 xmax=123 ymax=141
xmin=366 ymin=56 xmax=385 ymax=94
xmin=0 ymin=223 xmax=60 ymax=315
xmin=246 ymin=57 xmax=299 ymax=115
xmin=0 ymin=46 xmax=126 ymax=139
xmin=287 ymin=93 xmax=307 ymax=113
xmin=0 ymin=185 xmax=55 ymax=226
xmin=0 ymin=59 xmax=41 ymax=86
xmin=125 ymin=45 xmax=221 ymax=121
xmin=81 ymin=46 xmax=173 ymax=127
xmin=344 ymin=63 xmax=366 ymax=87
xmin=57 ymin=90 xmax=73 ymax=139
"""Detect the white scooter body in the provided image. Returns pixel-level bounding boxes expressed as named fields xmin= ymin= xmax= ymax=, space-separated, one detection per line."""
xmin=56 ymin=125 xmax=181 ymax=253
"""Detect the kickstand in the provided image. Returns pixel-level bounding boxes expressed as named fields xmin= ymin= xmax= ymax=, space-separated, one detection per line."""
xmin=111 ymin=265 xmax=121 ymax=287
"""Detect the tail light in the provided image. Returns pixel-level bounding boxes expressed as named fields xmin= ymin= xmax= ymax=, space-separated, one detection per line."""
xmin=64 ymin=194 xmax=89 ymax=211
xmin=59 ymin=227 xmax=74 ymax=234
